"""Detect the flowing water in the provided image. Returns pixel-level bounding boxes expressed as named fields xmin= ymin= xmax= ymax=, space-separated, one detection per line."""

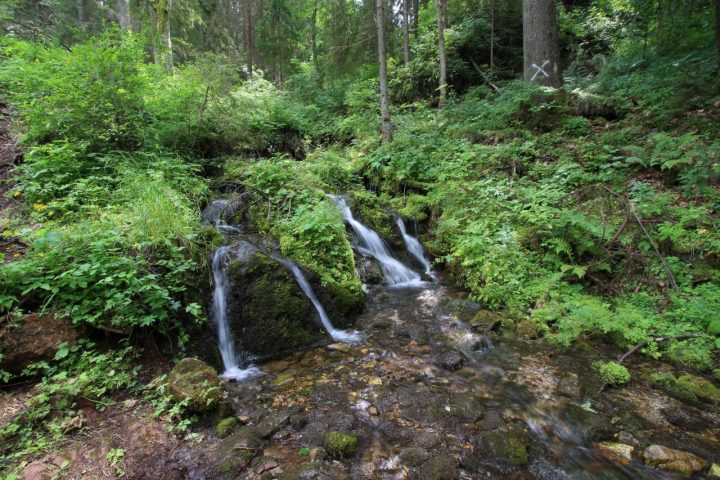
xmin=332 ymin=196 xmax=422 ymax=287
xmin=395 ymin=216 xmax=434 ymax=277
xmin=277 ymin=258 xmax=365 ymax=344
xmin=209 ymin=246 xmax=262 ymax=381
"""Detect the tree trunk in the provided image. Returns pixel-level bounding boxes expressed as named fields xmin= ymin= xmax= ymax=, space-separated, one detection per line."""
xmin=115 ymin=0 xmax=132 ymax=31
xmin=716 ymin=0 xmax=720 ymax=69
xmin=156 ymin=0 xmax=173 ymax=72
xmin=403 ymin=0 xmax=410 ymax=66
xmin=376 ymin=0 xmax=393 ymax=143
xmin=78 ymin=0 xmax=85 ymax=25
xmin=412 ymin=0 xmax=419 ymax=38
xmin=522 ymin=0 xmax=562 ymax=87
xmin=311 ymin=1 xmax=323 ymax=87
xmin=490 ymin=0 xmax=495 ymax=71
xmin=275 ymin=64 xmax=282 ymax=88
xmin=435 ymin=0 xmax=447 ymax=107
xmin=244 ymin=0 xmax=254 ymax=76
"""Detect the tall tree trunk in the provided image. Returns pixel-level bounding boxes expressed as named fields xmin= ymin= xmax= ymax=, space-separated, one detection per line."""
xmin=435 ymin=0 xmax=447 ymax=107
xmin=78 ymin=0 xmax=85 ymax=25
xmin=311 ymin=1 xmax=323 ymax=87
xmin=244 ymin=0 xmax=254 ymax=76
xmin=376 ymin=0 xmax=393 ymax=143
xmin=490 ymin=0 xmax=495 ymax=71
xmin=275 ymin=64 xmax=282 ymax=88
xmin=412 ymin=0 xmax=419 ymax=38
xmin=522 ymin=0 xmax=562 ymax=87
xmin=156 ymin=0 xmax=173 ymax=72
xmin=716 ymin=0 xmax=720 ymax=70
xmin=403 ymin=0 xmax=410 ymax=66
xmin=116 ymin=0 xmax=131 ymax=31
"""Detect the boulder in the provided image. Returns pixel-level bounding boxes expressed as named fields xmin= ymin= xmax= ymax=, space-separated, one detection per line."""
xmin=643 ymin=445 xmax=708 ymax=475
xmin=432 ymin=348 xmax=465 ymax=371
xmin=224 ymin=241 xmax=350 ymax=358
xmin=593 ymin=442 xmax=634 ymax=464
xmin=1 ymin=313 xmax=76 ymax=373
xmin=168 ymin=358 xmax=224 ymax=412
xmin=216 ymin=417 xmax=238 ymax=438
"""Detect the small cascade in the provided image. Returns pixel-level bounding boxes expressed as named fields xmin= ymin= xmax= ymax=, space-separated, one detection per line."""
xmin=202 ymin=199 xmax=240 ymax=234
xmin=395 ymin=217 xmax=434 ymax=277
xmin=331 ymin=196 xmax=422 ymax=287
xmin=278 ymin=258 xmax=365 ymax=343
xmin=210 ymin=246 xmax=262 ymax=381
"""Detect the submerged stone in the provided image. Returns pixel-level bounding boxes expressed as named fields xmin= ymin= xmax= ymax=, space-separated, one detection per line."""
xmin=642 ymin=445 xmax=708 ymax=475
xmin=419 ymin=456 xmax=459 ymax=480
xmin=399 ymin=447 xmax=430 ymax=467
xmin=168 ymin=358 xmax=224 ymax=412
xmin=324 ymin=431 xmax=358 ymax=459
xmin=593 ymin=442 xmax=634 ymax=464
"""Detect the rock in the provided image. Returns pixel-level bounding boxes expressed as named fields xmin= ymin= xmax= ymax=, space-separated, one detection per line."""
xmin=661 ymin=407 xmax=708 ymax=432
xmin=469 ymin=310 xmax=500 ymax=331
xmin=593 ymin=442 xmax=634 ymax=464
xmin=168 ymin=358 xmax=224 ymax=412
xmin=216 ymin=417 xmax=238 ymax=438
xmin=215 ymin=426 xmax=263 ymax=475
xmin=420 ymin=456 xmax=459 ymax=480
xmin=617 ymin=431 xmax=640 ymax=447
xmin=324 ymin=431 xmax=358 ymax=459
xmin=0 ymin=313 xmax=76 ymax=373
xmin=476 ymin=424 xmax=530 ymax=472
xmin=432 ymin=348 xmax=465 ymax=371
xmin=515 ymin=319 xmax=540 ymax=339
xmin=224 ymin=241 xmax=341 ymax=358
xmin=651 ymin=372 xmax=720 ymax=405
xmin=279 ymin=463 xmax=349 ymax=480
xmin=556 ymin=373 xmax=581 ymax=398
xmin=708 ymin=463 xmax=720 ymax=478
xmin=258 ymin=411 xmax=290 ymax=439
xmin=447 ymin=392 xmax=483 ymax=423
xmin=643 ymin=445 xmax=708 ymax=475
xmin=355 ymin=255 xmax=384 ymax=285
xmin=399 ymin=447 xmax=430 ymax=467
xmin=22 ymin=461 xmax=60 ymax=480
xmin=528 ymin=458 xmax=568 ymax=480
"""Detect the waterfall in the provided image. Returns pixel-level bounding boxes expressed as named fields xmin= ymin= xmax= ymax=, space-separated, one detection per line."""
xmin=278 ymin=258 xmax=364 ymax=344
xmin=210 ymin=246 xmax=261 ymax=381
xmin=331 ymin=196 xmax=422 ymax=287
xmin=395 ymin=217 xmax=433 ymax=276
xmin=202 ymin=199 xmax=240 ymax=234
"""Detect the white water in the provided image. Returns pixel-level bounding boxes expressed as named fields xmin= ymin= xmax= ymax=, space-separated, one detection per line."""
xmin=332 ymin=196 xmax=422 ymax=287
xmin=203 ymin=199 xmax=240 ymax=234
xmin=279 ymin=258 xmax=365 ymax=343
xmin=210 ymin=246 xmax=261 ymax=381
xmin=395 ymin=217 xmax=434 ymax=276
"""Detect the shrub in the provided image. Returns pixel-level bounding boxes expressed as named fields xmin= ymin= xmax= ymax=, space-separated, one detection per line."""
xmin=594 ymin=361 xmax=631 ymax=387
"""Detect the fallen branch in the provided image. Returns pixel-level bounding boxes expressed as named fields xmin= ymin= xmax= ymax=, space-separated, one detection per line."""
xmin=469 ymin=58 xmax=500 ymax=93
xmin=617 ymin=333 xmax=707 ymax=365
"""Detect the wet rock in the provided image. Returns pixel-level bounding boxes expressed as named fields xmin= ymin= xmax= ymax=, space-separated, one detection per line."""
xmin=324 ymin=431 xmax=358 ymax=459
xmin=556 ymin=373 xmax=581 ymax=398
xmin=168 ymin=358 xmax=224 ymax=412
xmin=651 ymin=372 xmax=720 ymax=405
xmin=356 ymin=255 xmax=384 ymax=285
xmin=515 ymin=319 xmax=541 ymax=339
xmin=476 ymin=424 xmax=530 ymax=472
xmin=642 ymin=445 xmax=708 ymax=475
xmin=529 ymin=458 xmax=568 ymax=480
xmin=481 ymin=408 xmax=504 ymax=431
xmin=593 ymin=442 xmax=634 ymax=464
xmin=561 ymin=403 xmax=614 ymax=441
xmin=399 ymin=447 xmax=430 ymax=467
xmin=216 ymin=417 xmax=238 ymax=438
xmin=661 ymin=406 xmax=708 ymax=432
xmin=279 ymin=463 xmax=349 ymax=480
xmin=215 ymin=426 xmax=263 ymax=475
xmin=617 ymin=431 xmax=641 ymax=447
xmin=448 ymin=392 xmax=483 ymax=423
xmin=1 ymin=313 xmax=76 ymax=373
xmin=22 ymin=461 xmax=60 ymax=480
xmin=432 ymin=348 xmax=465 ymax=371
xmin=420 ymin=456 xmax=459 ymax=480
xmin=708 ymin=463 xmax=720 ymax=478
xmin=290 ymin=413 xmax=309 ymax=430
xmin=258 ymin=411 xmax=291 ymax=439
xmin=469 ymin=310 xmax=500 ymax=331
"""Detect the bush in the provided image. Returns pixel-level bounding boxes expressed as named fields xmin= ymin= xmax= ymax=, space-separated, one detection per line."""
xmin=594 ymin=361 xmax=631 ymax=387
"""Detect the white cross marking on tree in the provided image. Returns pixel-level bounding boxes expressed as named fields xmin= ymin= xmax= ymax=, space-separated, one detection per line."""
xmin=531 ymin=60 xmax=550 ymax=81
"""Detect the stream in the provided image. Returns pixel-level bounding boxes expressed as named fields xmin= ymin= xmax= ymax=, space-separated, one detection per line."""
xmin=199 ymin=198 xmax=720 ymax=480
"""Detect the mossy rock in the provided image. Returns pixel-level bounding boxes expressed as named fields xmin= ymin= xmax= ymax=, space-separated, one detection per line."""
xmin=224 ymin=242 xmax=326 ymax=358
xmin=478 ymin=424 xmax=529 ymax=471
xmin=324 ymin=431 xmax=358 ymax=459
xmin=216 ymin=417 xmax=238 ymax=438
xmin=651 ymin=372 xmax=720 ymax=405
xmin=347 ymin=190 xmax=398 ymax=244
xmin=420 ymin=456 xmax=459 ymax=480
xmin=168 ymin=358 xmax=224 ymax=412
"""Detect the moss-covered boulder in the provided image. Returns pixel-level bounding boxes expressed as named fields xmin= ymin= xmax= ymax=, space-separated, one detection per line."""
xmin=168 ymin=358 xmax=224 ymax=412
xmin=324 ymin=431 xmax=358 ymax=459
xmin=216 ymin=417 xmax=238 ymax=438
xmin=224 ymin=241 xmax=339 ymax=358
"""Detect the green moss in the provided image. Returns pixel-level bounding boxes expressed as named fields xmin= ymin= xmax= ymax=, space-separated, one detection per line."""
xmin=650 ymin=372 xmax=720 ymax=404
xmin=327 ymin=281 xmax=366 ymax=317
xmin=216 ymin=417 xmax=238 ymax=438
xmin=482 ymin=427 xmax=529 ymax=467
xmin=168 ymin=358 xmax=224 ymax=412
xmin=348 ymin=190 xmax=396 ymax=240
xmin=594 ymin=361 xmax=631 ymax=387
xmin=324 ymin=431 xmax=358 ymax=459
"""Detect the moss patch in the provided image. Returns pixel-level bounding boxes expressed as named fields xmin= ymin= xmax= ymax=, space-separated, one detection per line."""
xmin=324 ymin=431 xmax=358 ymax=459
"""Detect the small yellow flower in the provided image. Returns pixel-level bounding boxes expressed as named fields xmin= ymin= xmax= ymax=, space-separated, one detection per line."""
xmin=117 ymin=88 xmax=127 ymax=94
xmin=32 ymin=202 xmax=47 ymax=212
xmin=12 ymin=191 xmax=21 ymax=198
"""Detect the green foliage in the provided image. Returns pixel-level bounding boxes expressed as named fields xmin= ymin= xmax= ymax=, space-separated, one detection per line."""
xmin=0 ymin=342 xmax=138 ymax=469
xmin=594 ymin=361 xmax=631 ymax=387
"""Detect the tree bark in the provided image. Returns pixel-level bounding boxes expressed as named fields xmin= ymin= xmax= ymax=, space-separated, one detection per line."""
xmin=435 ymin=0 xmax=447 ymax=107
xmin=490 ymin=0 xmax=495 ymax=71
xmin=522 ymin=0 xmax=562 ymax=87
xmin=716 ymin=0 xmax=720 ymax=69
xmin=156 ymin=0 xmax=173 ymax=72
xmin=403 ymin=0 xmax=410 ymax=66
xmin=311 ymin=0 xmax=323 ymax=87
xmin=244 ymin=0 xmax=254 ymax=76
xmin=412 ymin=0 xmax=419 ymax=38
xmin=115 ymin=0 xmax=132 ymax=31
xmin=376 ymin=0 xmax=393 ymax=143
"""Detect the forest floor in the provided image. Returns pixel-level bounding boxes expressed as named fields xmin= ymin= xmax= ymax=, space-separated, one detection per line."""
xmin=0 ymin=101 xmax=27 ymax=262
